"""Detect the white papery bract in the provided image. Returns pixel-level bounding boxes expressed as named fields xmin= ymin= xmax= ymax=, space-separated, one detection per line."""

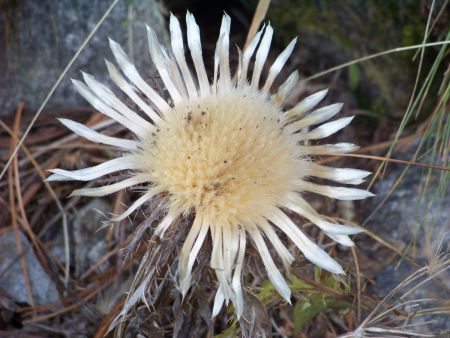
xmin=49 ymin=13 xmax=373 ymax=318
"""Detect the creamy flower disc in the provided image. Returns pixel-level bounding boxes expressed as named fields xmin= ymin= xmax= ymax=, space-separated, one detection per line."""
xmin=49 ymin=13 xmax=374 ymax=318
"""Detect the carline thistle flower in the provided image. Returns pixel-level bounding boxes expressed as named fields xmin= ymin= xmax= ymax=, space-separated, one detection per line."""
xmin=49 ymin=12 xmax=374 ymax=317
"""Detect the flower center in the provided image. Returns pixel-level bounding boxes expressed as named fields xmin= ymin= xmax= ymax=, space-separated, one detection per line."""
xmin=140 ymin=87 xmax=301 ymax=225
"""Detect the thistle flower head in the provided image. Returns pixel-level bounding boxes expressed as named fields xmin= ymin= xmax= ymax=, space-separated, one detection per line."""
xmin=49 ymin=12 xmax=373 ymax=317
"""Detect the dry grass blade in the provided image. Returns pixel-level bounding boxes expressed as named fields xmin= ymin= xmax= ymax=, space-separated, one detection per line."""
xmin=339 ymin=153 xmax=450 ymax=172
xmin=6 ymin=102 xmax=35 ymax=307
xmin=12 ymin=116 xmax=54 ymax=303
xmin=410 ymin=0 xmax=435 ymax=122
xmin=413 ymin=0 xmax=449 ymax=60
xmin=351 ymin=247 xmax=361 ymax=323
xmin=305 ymin=41 xmax=450 ymax=82
xmin=342 ymin=257 xmax=450 ymax=338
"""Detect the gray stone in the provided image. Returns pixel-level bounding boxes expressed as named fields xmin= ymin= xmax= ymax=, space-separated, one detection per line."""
xmin=0 ymin=0 xmax=168 ymax=115
xmin=366 ymin=160 xmax=450 ymax=249
xmin=0 ymin=231 xmax=60 ymax=305
xmin=365 ymin=152 xmax=450 ymax=333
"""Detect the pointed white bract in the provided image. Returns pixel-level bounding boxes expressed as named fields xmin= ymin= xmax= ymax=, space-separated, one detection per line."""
xmin=263 ymin=37 xmax=297 ymax=92
xmin=71 ymin=79 xmax=147 ymax=138
xmin=105 ymin=59 xmax=162 ymax=125
xmin=290 ymin=103 xmax=343 ymax=132
xmin=300 ymin=181 xmax=375 ymax=200
xmin=283 ymin=193 xmax=363 ymax=238
xmin=283 ymin=88 xmax=329 ymax=122
xmin=258 ymin=219 xmax=294 ymax=270
xmin=249 ymin=225 xmax=291 ymax=302
xmin=58 ymin=118 xmax=138 ymax=150
xmin=169 ymin=13 xmax=198 ymax=99
xmin=268 ymin=210 xmax=345 ymax=275
xmin=179 ymin=215 xmax=210 ymax=296
xmin=307 ymin=163 xmax=371 ymax=185
xmin=231 ymin=228 xmax=246 ymax=317
xmin=70 ymin=175 xmax=149 ymax=197
xmin=251 ymin=25 xmax=273 ymax=88
xmin=147 ymin=25 xmax=184 ymax=105
xmin=109 ymin=38 xmax=171 ymax=114
xmin=295 ymin=116 xmax=355 ymax=141
xmin=82 ymin=72 xmax=154 ymax=130
xmin=216 ymin=14 xmax=231 ymax=90
xmin=239 ymin=28 xmax=263 ymax=86
xmin=298 ymin=142 xmax=360 ymax=155
xmin=186 ymin=12 xmax=209 ymax=96
xmin=50 ymin=13 xmax=373 ymax=319
xmin=111 ymin=186 xmax=163 ymax=222
xmin=48 ymin=156 xmax=137 ymax=181
xmin=272 ymin=70 xmax=299 ymax=105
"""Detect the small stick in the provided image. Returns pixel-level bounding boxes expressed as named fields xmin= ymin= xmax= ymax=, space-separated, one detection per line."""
xmin=244 ymin=0 xmax=271 ymax=50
